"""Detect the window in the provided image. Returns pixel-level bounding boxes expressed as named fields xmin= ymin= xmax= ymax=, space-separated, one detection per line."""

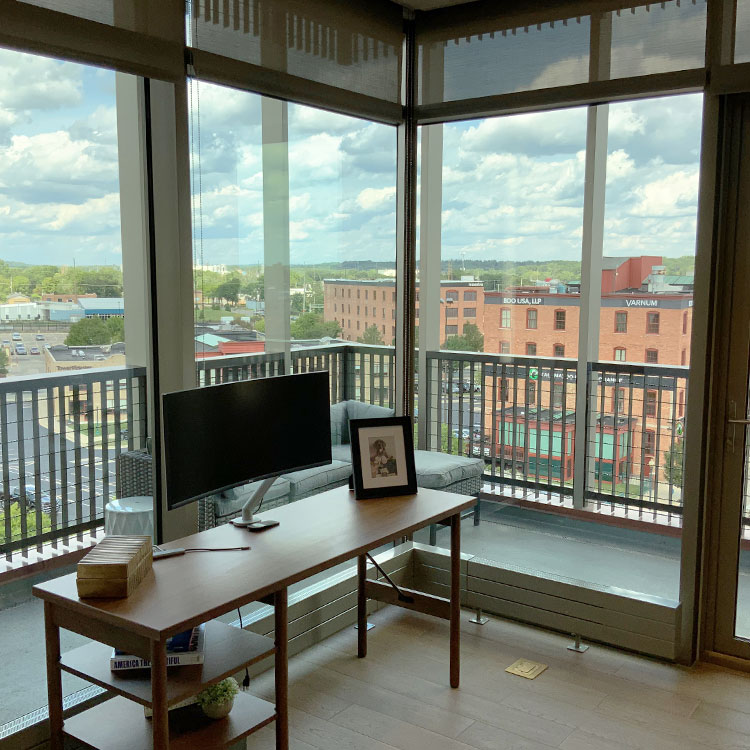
xmin=382 ymin=325 xmax=385 ymax=334
xmin=334 ymin=304 xmax=337 ymax=312
xmin=382 ymin=291 xmax=386 ymax=301
xmin=382 ymin=308 xmax=385 ymax=318
xmin=552 ymin=384 xmax=564 ymax=408
xmin=526 ymin=381 xmax=536 ymax=405
xmin=501 ymin=379 xmax=511 ymax=402
xmin=683 ymin=311 xmax=688 ymax=334
xmin=357 ymin=321 xmax=360 ymax=330
xmin=554 ymin=344 xmax=565 ymax=357
xmin=555 ymin=310 xmax=566 ymax=330
xmin=615 ymin=387 xmax=626 ymax=413
xmin=615 ymin=311 xmax=627 ymax=333
xmin=681 ymin=349 xmax=687 ymax=365
xmin=446 ymin=290 xmax=458 ymax=301
xmin=357 ymin=289 xmax=360 ymax=298
xmin=526 ymin=343 xmax=537 ymax=356
xmin=446 ymin=307 xmax=458 ymax=318
xmin=526 ymin=309 xmax=538 ymax=329
xmin=464 ymin=307 xmax=476 ymax=317
xmin=646 ymin=349 xmax=658 ymax=364
xmin=614 ymin=347 xmax=626 ymax=361
xmin=357 ymin=306 xmax=360 ymax=314
xmin=415 ymin=308 xmax=419 ymax=318
xmin=644 ymin=430 xmax=656 ymax=455
xmin=500 ymin=341 xmax=510 ymax=354
xmin=365 ymin=290 xmax=368 ymax=300
xmin=348 ymin=289 xmax=351 ymax=298
xmin=500 ymin=309 xmax=511 ymax=328
xmin=464 ymin=291 xmax=477 ymax=301
xmin=679 ymin=390 xmax=685 ymax=417
xmin=445 ymin=325 xmax=458 ymax=335
xmin=647 ymin=312 xmax=660 ymax=334
xmin=364 ymin=306 xmax=368 ymax=316
xmin=646 ymin=391 xmax=657 ymax=417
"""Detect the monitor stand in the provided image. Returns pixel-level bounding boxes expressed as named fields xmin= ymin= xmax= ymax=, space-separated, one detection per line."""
xmin=230 ymin=476 xmax=279 ymax=528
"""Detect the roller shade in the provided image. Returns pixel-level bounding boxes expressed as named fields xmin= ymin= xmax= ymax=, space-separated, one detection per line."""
xmin=1 ymin=0 xmax=184 ymax=80
xmin=188 ymin=0 xmax=403 ymax=105
xmin=418 ymin=0 xmax=706 ymax=108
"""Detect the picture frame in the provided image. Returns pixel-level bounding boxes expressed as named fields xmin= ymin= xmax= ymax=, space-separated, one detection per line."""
xmin=349 ymin=416 xmax=417 ymax=500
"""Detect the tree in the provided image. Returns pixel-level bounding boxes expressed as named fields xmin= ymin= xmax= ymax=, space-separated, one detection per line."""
xmin=0 ymin=502 xmax=50 ymax=543
xmin=442 ymin=322 xmax=484 ymax=352
xmin=65 ymin=318 xmax=111 ymax=346
xmin=290 ymin=313 xmax=341 ymax=340
xmin=357 ymin=325 xmax=384 ymax=345
xmin=291 ymin=293 xmax=304 ymax=315
xmin=214 ymin=277 xmax=241 ymax=305
xmin=106 ymin=317 xmax=125 ymax=343
xmin=0 ymin=348 xmax=8 ymax=376
xmin=663 ymin=440 xmax=684 ymax=488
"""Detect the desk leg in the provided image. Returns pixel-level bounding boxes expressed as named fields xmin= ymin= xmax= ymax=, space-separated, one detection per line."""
xmin=450 ymin=512 xmax=461 ymax=688
xmin=275 ymin=588 xmax=289 ymax=750
xmin=357 ymin=554 xmax=367 ymax=658
xmin=151 ymin=639 xmax=169 ymax=749
xmin=44 ymin=602 xmax=64 ymax=750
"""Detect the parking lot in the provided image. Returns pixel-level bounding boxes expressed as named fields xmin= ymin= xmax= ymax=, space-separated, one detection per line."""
xmin=2 ymin=330 xmax=68 ymax=377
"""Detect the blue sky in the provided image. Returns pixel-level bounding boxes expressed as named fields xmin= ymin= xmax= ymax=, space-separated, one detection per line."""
xmin=0 ymin=47 xmax=702 ymax=270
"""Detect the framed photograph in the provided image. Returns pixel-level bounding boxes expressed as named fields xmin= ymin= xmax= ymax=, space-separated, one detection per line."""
xmin=349 ymin=416 xmax=417 ymax=500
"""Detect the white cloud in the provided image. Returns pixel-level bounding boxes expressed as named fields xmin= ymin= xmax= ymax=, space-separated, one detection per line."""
xmin=355 ymin=186 xmax=396 ymax=212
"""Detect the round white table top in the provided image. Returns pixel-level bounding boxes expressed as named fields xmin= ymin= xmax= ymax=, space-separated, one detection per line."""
xmin=106 ymin=496 xmax=153 ymax=513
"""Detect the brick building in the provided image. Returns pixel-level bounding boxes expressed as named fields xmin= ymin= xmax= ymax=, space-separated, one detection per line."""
xmin=483 ymin=290 xmax=693 ymax=366
xmin=323 ymin=278 xmax=484 ymax=344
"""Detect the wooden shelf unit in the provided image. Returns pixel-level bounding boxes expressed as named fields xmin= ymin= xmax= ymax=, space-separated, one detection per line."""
xmin=63 ymin=692 xmax=276 ymax=750
xmin=59 ymin=619 xmax=275 ymax=708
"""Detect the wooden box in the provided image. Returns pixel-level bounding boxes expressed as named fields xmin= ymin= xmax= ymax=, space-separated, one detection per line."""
xmin=77 ymin=535 xmax=153 ymax=598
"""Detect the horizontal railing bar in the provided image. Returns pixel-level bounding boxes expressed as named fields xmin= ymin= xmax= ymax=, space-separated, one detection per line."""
xmin=0 ymin=366 xmax=147 ymax=394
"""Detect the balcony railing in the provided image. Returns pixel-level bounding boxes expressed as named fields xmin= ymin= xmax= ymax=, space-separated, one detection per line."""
xmin=1 ymin=343 xmax=689 ymax=560
xmin=0 ymin=366 xmax=147 ymax=558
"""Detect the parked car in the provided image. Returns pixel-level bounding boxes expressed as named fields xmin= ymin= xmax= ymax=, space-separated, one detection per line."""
xmin=10 ymin=483 xmax=57 ymax=513
xmin=15 ymin=344 xmax=26 ymax=355
xmin=2 ymin=339 xmax=9 ymax=346
xmin=11 ymin=332 xmax=22 ymax=341
xmin=35 ymin=334 xmax=45 ymax=341
xmin=29 ymin=346 xmax=40 ymax=355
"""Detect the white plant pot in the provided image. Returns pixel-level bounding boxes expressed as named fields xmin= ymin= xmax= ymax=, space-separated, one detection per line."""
xmin=201 ymin=697 xmax=234 ymax=719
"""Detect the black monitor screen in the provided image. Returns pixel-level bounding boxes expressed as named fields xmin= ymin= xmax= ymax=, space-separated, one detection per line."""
xmin=162 ymin=371 xmax=331 ymax=510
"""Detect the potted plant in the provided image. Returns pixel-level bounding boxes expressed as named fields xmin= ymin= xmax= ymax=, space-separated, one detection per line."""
xmin=196 ymin=677 xmax=240 ymax=719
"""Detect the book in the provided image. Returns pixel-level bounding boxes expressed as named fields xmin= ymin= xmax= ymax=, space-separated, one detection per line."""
xmin=110 ymin=623 xmax=205 ymax=671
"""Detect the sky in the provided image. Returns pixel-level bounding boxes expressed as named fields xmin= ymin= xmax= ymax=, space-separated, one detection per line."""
xmin=0 ymin=33 xmax=703 ymax=270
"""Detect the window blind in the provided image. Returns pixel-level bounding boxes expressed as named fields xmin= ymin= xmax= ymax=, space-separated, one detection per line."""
xmin=418 ymin=0 xmax=706 ymax=109
xmin=1 ymin=0 xmax=184 ymax=80
xmin=188 ymin=0 xmax=403 ymax=105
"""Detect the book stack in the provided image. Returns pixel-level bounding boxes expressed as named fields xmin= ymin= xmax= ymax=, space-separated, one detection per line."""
xmin=110 ymin=623 xmax=205 ymax=671
xmin=76 ymin=535 xmax=153 ymax=598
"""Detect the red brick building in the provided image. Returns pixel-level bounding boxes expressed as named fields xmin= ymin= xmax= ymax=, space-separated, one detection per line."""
xmin=323 ymin=279 xmax=484 ymax=344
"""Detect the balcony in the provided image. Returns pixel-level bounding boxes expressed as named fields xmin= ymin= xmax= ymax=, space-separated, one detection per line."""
xmin=0 ymin=346 xmax=690 ymax=565
xmin=0 ymin=365 xmax=147 ymax=566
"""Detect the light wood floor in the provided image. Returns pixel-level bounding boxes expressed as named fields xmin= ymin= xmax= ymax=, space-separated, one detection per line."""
xmin=243 ymin=606 xmax=750 ymax=750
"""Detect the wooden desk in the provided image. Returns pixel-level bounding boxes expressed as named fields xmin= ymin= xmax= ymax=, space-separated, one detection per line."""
xmin=34 ymin=486 xmax=475 ymax=750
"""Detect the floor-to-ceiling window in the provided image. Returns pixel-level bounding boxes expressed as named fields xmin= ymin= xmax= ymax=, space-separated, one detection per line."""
xmin=0 ymin=49 xmax=150 ymax=726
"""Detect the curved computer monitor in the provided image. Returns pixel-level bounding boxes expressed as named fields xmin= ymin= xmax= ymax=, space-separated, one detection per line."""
xmin=162 ymin=371 xmax=331 ymax=519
